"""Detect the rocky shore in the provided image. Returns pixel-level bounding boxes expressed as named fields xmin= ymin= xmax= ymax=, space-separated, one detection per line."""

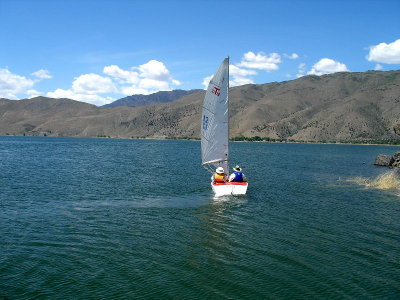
xmin=374 ymin=152 xmax=400 ymax=168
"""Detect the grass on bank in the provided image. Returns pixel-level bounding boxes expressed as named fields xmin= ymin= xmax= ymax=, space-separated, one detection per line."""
xmin=3 ymin=133 xmax=400 ymax=145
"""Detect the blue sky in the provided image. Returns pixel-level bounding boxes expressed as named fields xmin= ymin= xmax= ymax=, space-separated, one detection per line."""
xmin=1 ymin=0 xmax=399 ymax=105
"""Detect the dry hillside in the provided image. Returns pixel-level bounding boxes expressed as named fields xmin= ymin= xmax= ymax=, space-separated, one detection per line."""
xmin=1 ymin=70 xmax=399 ymax=142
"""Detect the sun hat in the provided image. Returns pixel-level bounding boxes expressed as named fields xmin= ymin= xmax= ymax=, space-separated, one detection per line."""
xmin=216 ymin=167 xmax=225 ymax=174
xmin=233 ymin=165 xmax=242 ymax=172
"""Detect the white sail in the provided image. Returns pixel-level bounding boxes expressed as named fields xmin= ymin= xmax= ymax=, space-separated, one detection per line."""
xmin=201 ymin=57 xmax=229 ymax=173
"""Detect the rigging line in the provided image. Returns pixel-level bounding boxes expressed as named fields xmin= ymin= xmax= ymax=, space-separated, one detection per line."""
xmin=201 ymin=135 xmax=211 ymax=142
xmin=202 ymin=164 xmax=215 ymax=174
xmin=202 ymin=105 xmax=216 ymax=115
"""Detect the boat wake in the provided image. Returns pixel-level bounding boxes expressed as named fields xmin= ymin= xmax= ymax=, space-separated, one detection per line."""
xmin=347 ymin=169 xmax=400 ymax=194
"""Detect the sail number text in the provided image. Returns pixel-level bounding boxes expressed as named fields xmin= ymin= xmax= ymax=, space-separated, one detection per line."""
xmin=211 ymin=86 xmax=220 ymax=96
xmin=202 ymin=115 xmax=209 ymax=130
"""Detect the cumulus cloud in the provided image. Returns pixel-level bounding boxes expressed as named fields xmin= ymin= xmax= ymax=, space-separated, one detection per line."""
xmin=46 ymin=74 xmax=117 ymax=106
xmin=104 ymin=60 xmax=180 ymax=96
xmin=139 ymin=78 xmax=171 ymax=91
xmin=31 ymin=69 xmax=52 ymax=79
xmin=46 ymin=59 xmax=181 ymax=105
xmin=137 ymin=60 xmax=172 ymax=81
xmin=307 ymin=58 xmax=349 ymax=75
xmin=103 ymin=65 xmax=139 ymax=84
xmin=284 ymin=53 xmax=299 ymax=60
xmin=27 ymin=89 xmax=42 ymax=98
xmin=0 ymin=68 xmax=52 ymax=99
xmin=374 ymin=64 xmax=383 ymax=70
xmin=202 ymin=75 xmax=213 ymax=90
xmin=0 ymin=68 xmax=35 ymax=99
xmin=46 ymin=88 xmax=113 ymax=106
xmin=229 ymin=65 xmax=256 ymax=87
xmin=120 ymin=86 xmax=151 ymax=95
xmin=367 ymin=39 xmax=400 ymax=64
xmin=238 ymin=51 xmax=282 ymax=71
xmin=297 ymin=63 xmax=306 ymax=78
xmin=72 ymin=73 xmax=117 ymax=94
xmin=230 ymin=76 xmax=254 ymax=87
xmin=230 ymin=64 xmax=257 ymax=77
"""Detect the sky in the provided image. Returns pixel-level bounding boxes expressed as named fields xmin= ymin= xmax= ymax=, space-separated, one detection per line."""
xmin=1 ymin=0 xmax=399 ymax=106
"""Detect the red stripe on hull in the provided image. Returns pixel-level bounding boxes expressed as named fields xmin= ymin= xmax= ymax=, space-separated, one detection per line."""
xmin=212 ymin=182 xmax=248 ymax=186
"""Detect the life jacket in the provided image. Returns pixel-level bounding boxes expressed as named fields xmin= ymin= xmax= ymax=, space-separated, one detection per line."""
xmin=231 ymin=172 xmax=243 ymax=182
xmin=214 ymin=173 xmax=225 ymax=183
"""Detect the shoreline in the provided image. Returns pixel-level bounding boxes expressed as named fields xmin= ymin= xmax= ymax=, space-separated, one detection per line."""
xmin=1 ymin=134 xmax=400 ymax=146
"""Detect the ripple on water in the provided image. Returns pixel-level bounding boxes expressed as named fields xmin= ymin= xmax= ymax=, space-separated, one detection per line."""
xmin=1 ymin=138 xmax=400 ymax=299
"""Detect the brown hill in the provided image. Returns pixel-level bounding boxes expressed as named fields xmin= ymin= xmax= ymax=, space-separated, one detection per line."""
xmin=102 ymin=89 xmax=203 ymax=108
xmin=394 ymin=123 xmax=400 ymax=136
xmin=1 ymin=70 xmax=400 ymax=142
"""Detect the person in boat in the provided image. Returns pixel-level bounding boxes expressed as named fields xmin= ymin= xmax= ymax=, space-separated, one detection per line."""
xmin=228 ymin=165 xmax=247 ymax=182
xmin=212 ymin=167 xmax=227 ymax=183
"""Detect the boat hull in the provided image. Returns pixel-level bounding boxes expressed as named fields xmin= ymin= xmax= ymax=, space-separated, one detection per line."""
xmin=211 ymin=182 xmax=248 ymax=196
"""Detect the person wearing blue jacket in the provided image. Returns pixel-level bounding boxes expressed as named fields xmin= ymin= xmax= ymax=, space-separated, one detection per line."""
xmin=228 ymin=165 xmax=247 ymax=182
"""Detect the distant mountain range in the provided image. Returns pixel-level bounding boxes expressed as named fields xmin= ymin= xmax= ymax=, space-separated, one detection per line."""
xmin=1 ymin=70 xmax=400 ymax=143
xmin=102 ymin=89 xmax=203 ymax=108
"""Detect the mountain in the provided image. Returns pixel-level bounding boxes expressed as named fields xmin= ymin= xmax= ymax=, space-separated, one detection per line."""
xmin=1 ymin=70 xmax=400 ymax=142
xmin=102 ymin=89 xmax=203 ymax=108
xmin=395 ymin=123 xmax=400 ymax=136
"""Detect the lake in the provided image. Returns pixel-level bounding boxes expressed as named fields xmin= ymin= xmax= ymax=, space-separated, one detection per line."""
xmin=1 ymin=137 xmax=399 ymax=299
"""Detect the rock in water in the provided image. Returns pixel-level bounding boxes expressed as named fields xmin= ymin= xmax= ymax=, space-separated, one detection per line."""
xmin=392 ymin=152 xmax=400 ymax=168
xmin=374 ymin=154 xmax=394 ymax=167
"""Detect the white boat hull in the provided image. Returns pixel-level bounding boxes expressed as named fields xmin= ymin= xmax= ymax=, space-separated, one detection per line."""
xmin=211 ymin=182 xmax=248 ymax=196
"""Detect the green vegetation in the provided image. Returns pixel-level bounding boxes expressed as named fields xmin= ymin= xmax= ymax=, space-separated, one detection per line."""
xmin=230 ymin=136 xmax=400 ymax=145
xmin=165 ymin=136 xmax=200 ymax=141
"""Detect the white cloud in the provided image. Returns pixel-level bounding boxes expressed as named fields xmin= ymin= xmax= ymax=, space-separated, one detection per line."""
xmin=72 ymin=73 xmax=117 ymax=94
xmin=137 ymin=60 xmax=172 ymax=81
xmin=121 ymin=86 xmax=150 ymax=95
xmin=230 ymin=76 xmax=254 ymax=87
xmin=47 ymin=59 xmax=181 ymax=105
xmin=296 ymin=63 xmax=306 ymax=78
xmin=46 ymin=88 xmax=113 ymax=106
xmin=202 ymin=75 xmax=213 ymax=90
xmin=103 ymin=65 xmax=139 ymax=84
xmin=139 ymin=78 xmax=171 ymax=91
xmin=229 ymin=65 xmax=255 ymax=87
xmin=307 ymin=58 xmax=349 ymax=75
xmin=27 ymin=89 xmax=42 ymax=98
xmin=238 ymin=51 xmax=281 ymax=71
xmin=374 ymin=64 xmax=383 ymax=70
xmin=104 ymin=60 xmax=180 ymax=95
xmin=284 ymin=53 xmax=299 ymax=59
xmin=47 ymin=88 xmax=77 ymax=99
xmin=31 ymin=69 xmax=52 ymax=79
xmin=46 ymin=74 xmax=117 ymax=105
xmin=0 ymin=68 xmax=52 ymax=99
xmin=229 ymin=64 xmax=257 ymax=77
xmin=367 ymin=39 xmax=400 ymax=64
xmin=0 ymin=68 xmax=35 ymax=99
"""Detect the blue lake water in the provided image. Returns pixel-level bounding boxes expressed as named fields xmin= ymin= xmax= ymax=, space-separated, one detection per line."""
xmin=1 ymin=136 xmax=399 ymax=299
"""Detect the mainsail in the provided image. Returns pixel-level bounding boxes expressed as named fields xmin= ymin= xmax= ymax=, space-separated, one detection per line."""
xmin=201 ymin=57 xmax=229 ymax=173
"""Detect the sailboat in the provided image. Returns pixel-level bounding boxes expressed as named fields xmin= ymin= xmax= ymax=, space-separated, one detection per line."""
xmin=201 ymin=57 xmax=248 ymax=196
